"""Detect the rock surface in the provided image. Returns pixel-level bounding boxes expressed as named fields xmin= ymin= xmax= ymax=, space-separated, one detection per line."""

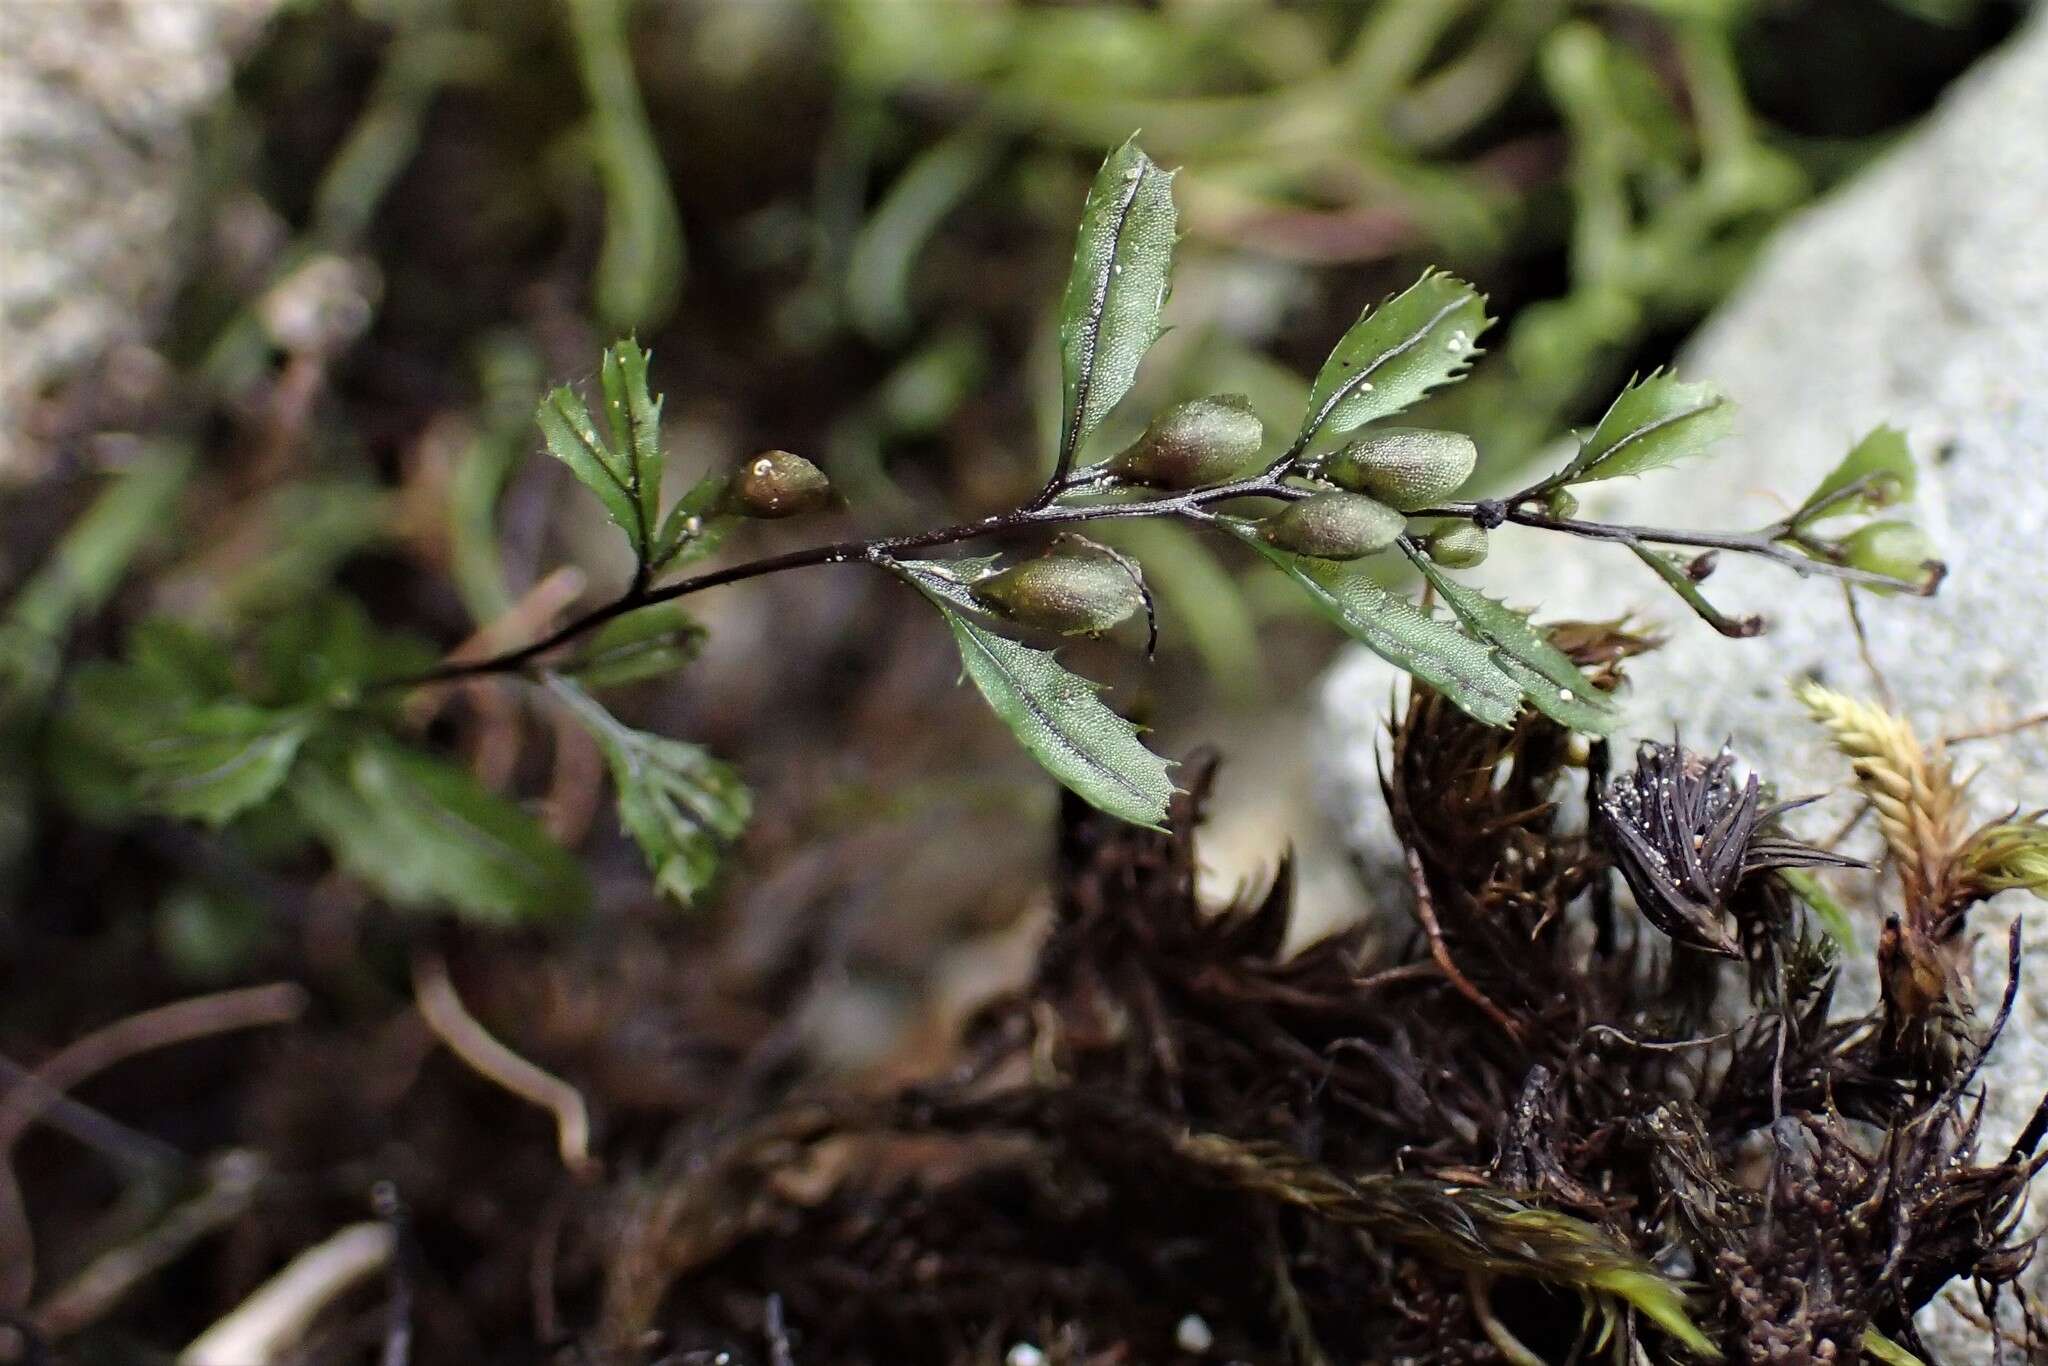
xmin=0 ymin=0 xmax=280 ymax=479
xmin=1320 ymin=9 xmax=2048 ymax=1349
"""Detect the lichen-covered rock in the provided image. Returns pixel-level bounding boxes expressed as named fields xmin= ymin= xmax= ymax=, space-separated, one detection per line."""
xmin=1319 ymin=12 xmax=2048 ymax=1350
xmin=0 ymin=0 xmax=280 ymax=479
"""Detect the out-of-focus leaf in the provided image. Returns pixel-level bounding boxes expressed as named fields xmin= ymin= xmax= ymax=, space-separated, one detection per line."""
xmin=49 ymin=623 xmax=235 ymax=823
xmin=1293 ymin=271 xmax=1489 ymax=454
xmin=1794 ymin=426 xmax=1916 ymax=525
xmin=156 ymin=884 xmax=273 ymax=984
xmin=3 ymin=444 xmax=191 ymax=688
xmin=894 ymin=560 xmax=1175 ymax=828
xmin=561 ymin=603 xmax=704 ymax=688
xmin=255 ymin=595 xmax=432 ymax=706
xmin=183 ymin=480 xmax=389 ymax=622
xmin=549 ymin=678 xmax=749 ymax=907
xmin=1555 ymin=372 xmax=1731 ymax=485
xmin=67 ymin=660 xmax=311 ymax=827
xmin=1778 ymin=868 xmax=1859 ymax=952
xmin=1055 ymin=137 xmax=1177 ymax=476
xmin=449 ymin=335 xmax=545 ymax=622
xmin=846 ymin=129 xmax=1000 ymax=343
xmin=1225 ymin=524 xmax=1520 ymax=728
xmin=564 ymin=0 xmax=684 ymax=330
xmin=652 ymin=475 xmax=733 ymax=570
xmin=1836 ymin=520 xmax=1939 ymax=590
xmin=1403 ymin=545 xmax=1616 ymax=734
xmin=291 ymin=734 xmax=589 ymax=925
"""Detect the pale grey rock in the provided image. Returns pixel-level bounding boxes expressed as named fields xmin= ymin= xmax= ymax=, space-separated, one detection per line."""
xmin=0 ymin=0 xmax=280 ymax=479
xmin=1320 ymin=9 xmax=2048 ymax=1350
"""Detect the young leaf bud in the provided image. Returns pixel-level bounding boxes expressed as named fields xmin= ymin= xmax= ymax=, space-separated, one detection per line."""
xmin=1839 ymin=520 xmax=1939 ymax=587
xmin=1261 ymin=492 xmax=1406 ymax=560
xmin=1105 ymin=394 xmax=1265 ymax=489
xmin=971 ymin=538 xmax=1144 ymax=635
xmin=1424 ymin=522 xmax=1490 ymax=568
xmin=1319 ymin=428 xmax=1476 ymax=510
xmin=1544 ymin=487 xmax=1580 ymax=520
xmin=730 ymin=450 xmax=831 ymax=518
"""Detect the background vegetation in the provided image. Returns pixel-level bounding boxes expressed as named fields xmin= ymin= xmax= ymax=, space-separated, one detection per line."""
xmin=0 ymin=1 xmax=2026 ymax=1361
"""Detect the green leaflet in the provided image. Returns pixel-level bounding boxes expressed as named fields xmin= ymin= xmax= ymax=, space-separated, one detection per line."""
xmin=537 ymin=339 xmax=665 ymax=562
xmin=539 ymin=385 xmax=642 ymax=554
xmin=1056 ymin=137 xmax=1177 ymax=474
xmin=894 ymin=561 xmax=1174 ymax=828
xmin=599 ymin=338 xmax=665 ymax=540
xmin=561 ymin=602 xmax=705 ymax=689
xmin=549 ymin=678 xmax=750 ymax=908
xmin=1226 ymin=526 xmax=1520 ymax=729
xmin=1795 ymin=425 xmax=1916 ymax=524
xmin=1293 ymin=271 xmax=1490 ymax=454
xmin=1402 ymin=544 xmax=1617 ymax=734
xmin=291 ymin=734 xmax=589 ymax=925
xmin=1556 ymin=371 xmax=1732 ymax=485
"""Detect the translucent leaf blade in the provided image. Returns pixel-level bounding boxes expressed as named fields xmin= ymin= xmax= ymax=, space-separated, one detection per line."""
xmin=1294 ymin=271 xmax=1489 ymax=452
xmin=1056 ymin=138 xmax=1177 ymax=470
xmin=895 ymin=561 xmax=1174 ymax=828
xmin=1559 ymin=372 xmax=1732 ymax=485
xmin=1228 ymin=525 xmax=1519 ymax=728
xmin=1795 ymin=425 xmax=1916 ymax=524
xmin=536 ymin=386 xmax=645 ymax=558
xmin=598 ymin=338 xmax=664 ymax=538
xmin=1404 ymin=547 xmax=1617 ymax=734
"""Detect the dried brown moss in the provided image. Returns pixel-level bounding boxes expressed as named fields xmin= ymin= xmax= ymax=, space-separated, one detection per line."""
xmin=594 ymin=638 xmax=2048 ymax=1364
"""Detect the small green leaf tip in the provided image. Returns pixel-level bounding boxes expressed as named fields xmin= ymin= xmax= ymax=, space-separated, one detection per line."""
xmin=1106 ymin=394 xmax=1265 ymax=490
xmin=730 ymin=450 xmax=832 ymax=519
xmin=1261 ymin=493 xmax=1407 ymax=561
xmin=1320 ymin=428 xmax=1478 ymax=510
xmin=972 ymin=537 xmax=1146 ymax=636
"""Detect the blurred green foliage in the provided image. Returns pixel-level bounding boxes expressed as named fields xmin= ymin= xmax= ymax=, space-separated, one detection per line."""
xmin=0 ymin=0 xmax=2011 ymax=934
